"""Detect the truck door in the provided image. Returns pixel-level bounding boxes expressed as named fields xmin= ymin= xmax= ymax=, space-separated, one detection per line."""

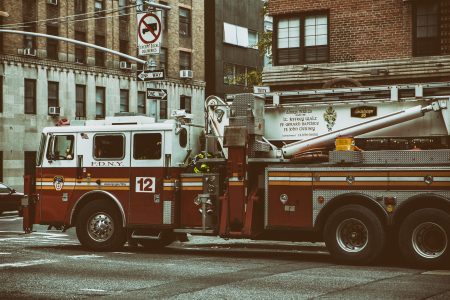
xmin=129 ymin=131 xmax=165 ymax=225
xmin=39 ymin=133 xmax=77 ymax=223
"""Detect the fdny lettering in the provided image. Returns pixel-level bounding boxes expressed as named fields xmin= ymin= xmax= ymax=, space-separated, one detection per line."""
xmin=91 ymin=161 xmax=124 ymax=167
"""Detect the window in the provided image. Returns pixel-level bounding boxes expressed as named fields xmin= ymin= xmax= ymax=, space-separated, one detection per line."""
xmin=94 ymin=0 xmax=104 ymax=12
xmin=46 ymin=135 xmax=74 ymax=160
xmin=160 ymin=99 xmax=167 ymax=119
xmin=160 ymin=47 xmax=168 ymax=70
xmin=120 ymin=39 xmax=129 ymax=55
xmin=179 ymin=51 xmax=191 ymax=70
xmin=118 ymin=0 xmax=128 ymax=16
xmin=76 ymin=84 xmax=86 ymax=118
xmin=223 ymin=23 xmax=258 ymax=48
xmin=24 ymin=24 xmax=37 ymax=49
xmin=275 ymin=14 xmax=328 ymax=65
xmin=414 ymin=1 xmax=440 ymax=56
xmin=179 ymin=8 xmax=191 ymax=37
xmin=75 ymin=31 xmax=86 ymax=63
xmin=120 ymin=89 xmax=129 ymax=112
xmin=96 ymin=87 xmax=105 ymax=118
xmin=94 ymin=135 xmax=124 ymax=159
xmin=47 ymin=25 xmax=58 ymax=60
xmin=48 ymin=82 xmax=59 ymax=111
xmin=133 ymin=133 xmax=162 ymax=160
xmin=223 ymin=63 xmax=256 ymax=86
xmin=0 ymin=183 xmax=8 ymax=193
xmin=75 ymin=0 xmax=86 ymax=14
xmin=24 ymin=79 xmax=36 ymax=114
xmin=138 ymin=92 xmax=146 ymax=114
xmin=95 ymin=35 xmax=105 ymax=67
xmin=180 ymin=95 xmax=191 ymax=113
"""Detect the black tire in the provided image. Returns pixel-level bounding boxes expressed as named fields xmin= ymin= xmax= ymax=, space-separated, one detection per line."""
xmin=324 ymin=205 xmax=385 ymax=265
xmin=398 ymin=208 xmax=450 ymax=269
xmin=76 ymin=200 xmax=126 ymax=251
xmin=138 ymin=231 xmax=174 ymax=249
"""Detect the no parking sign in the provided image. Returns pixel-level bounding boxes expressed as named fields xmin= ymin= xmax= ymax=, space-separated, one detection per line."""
xmin=137 ymin=11 xmax=162 ymax=55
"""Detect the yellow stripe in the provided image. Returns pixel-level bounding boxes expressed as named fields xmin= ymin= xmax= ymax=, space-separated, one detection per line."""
xmin=41 ymin=186 xmax=130 ymax=191
xmin=181 ymin=178 xmax=203 ymax=182
xmin=163 ymin=187 xmax=175 ymax=191
xmin=181 ymin=187 xmax=203 ymax=191
xmin=229 ymin=182 xmax=244 ymax=186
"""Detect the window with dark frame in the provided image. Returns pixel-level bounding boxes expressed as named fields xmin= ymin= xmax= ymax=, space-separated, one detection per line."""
xmin=138 ymin=92 xmax=146 ymax=114
xmin=76 ymin=84 xmax=86 ymax=118
xmin=75 ymin=31 xmax=86 ymax=64
xmin=23 ymin=24 xmax=37 ymax=49
xmin=180 ymin=95 xmax=191 ymax=113
xmin=120 ymin=89 xmax=129 ymax=113
xmin=179 ymin=8 xmax=191 ymax=37
xmin=75 ymin=0 xmax=86 ymax=14
xmin=120 ymin=39 xmax=129 ymax=55
xmin=94 ymin=135 xmax=124 ymax=160
xmin=179 ymin=51 xmax=191 ymax=70
xmin=95 ymin=35 xmax=106 ymax=67
xmin=94 ymin=0 xmax=104 ymax=16
xmin=96 ymin=87 xmax=105 ymax=118
xmin=47 ymin=25 xmax=58 ymax=60
xmin=274 ymin=14 xmax=328 ymax=66
xmin=48 ymin=82 xmax=59 ymax=112
xmin=414 ymin=1 xmax=440 ymax=56
xmin=24 ymin=79 xmax=36 ymax=114
xmin=118 ymin=0 xmax=128 ymax=16
xmin=133 ymin=133 xmax=162 ymax=160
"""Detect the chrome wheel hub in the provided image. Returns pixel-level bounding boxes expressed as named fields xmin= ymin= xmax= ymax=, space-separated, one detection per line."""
xmin=412 ymin=222 xmax=448 ymax=259
xmin=87 ymin=213 xmax=114 ymax=242
xmin=336 ymin=218 xmax=368 ymax=253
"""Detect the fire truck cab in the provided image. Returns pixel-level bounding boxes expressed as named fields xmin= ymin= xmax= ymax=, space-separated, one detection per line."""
xmin=34 ymin=115 xmax=195 ymax=249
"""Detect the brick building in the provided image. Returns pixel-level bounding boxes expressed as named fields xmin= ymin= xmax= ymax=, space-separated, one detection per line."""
xmin=0 ymin=0 xmax=205 ymax=190
xmin=264 ymin=0 xmax=450 ymax=90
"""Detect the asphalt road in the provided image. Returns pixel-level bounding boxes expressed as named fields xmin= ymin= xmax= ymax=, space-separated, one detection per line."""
xmin=0 ymin=211 xmax=449 ymax=299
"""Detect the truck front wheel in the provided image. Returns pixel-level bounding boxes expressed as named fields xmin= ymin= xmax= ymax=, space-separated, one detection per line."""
xmin=76 ymin=200 xmax=126 ymax=251
xmin=398 ymin=208 xmax=449 ymax=268
xmin=324 ymin=205 xmax=385 ymax=265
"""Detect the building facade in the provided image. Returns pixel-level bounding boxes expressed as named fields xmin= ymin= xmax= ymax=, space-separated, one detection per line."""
xmin=264 ymin=0 xmax=450 ymax=90
xmin=0 ymin=0 xmax=205 ymax=190
xmin=205 ymin=0 xmax=264 ymax=98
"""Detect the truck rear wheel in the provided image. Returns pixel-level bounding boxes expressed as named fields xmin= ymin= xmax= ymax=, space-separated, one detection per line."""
xmin=398 ymin=208 xmax=450 ymax=268
xmin=76 ymin=200 xmax=126 ymax=251
xmin=324 ymin=205 xmax=385 ymax=265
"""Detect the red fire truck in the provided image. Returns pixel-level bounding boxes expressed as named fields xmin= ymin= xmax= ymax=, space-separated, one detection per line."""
xmin=23 ymin=83 xmax=450 ymax=268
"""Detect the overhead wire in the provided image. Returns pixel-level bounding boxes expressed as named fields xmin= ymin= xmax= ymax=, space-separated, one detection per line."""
xmin=0 ymin=3 xmax=140 ymax=30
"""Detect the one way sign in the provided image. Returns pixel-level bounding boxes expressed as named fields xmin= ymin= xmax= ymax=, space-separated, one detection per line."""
xmin=147 ymin=88 xmax=167 ymax=100
xmin=138 ymin=69 xmax=165 ymax=81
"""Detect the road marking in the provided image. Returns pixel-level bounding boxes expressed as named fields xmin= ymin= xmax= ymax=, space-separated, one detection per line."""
xmin=80 ymin=289 xmax=107 ymax=293
xmin=112 ymin=252 xmax=134 ymax=255
xmin=0 ymin=217 xmax=22 ymax=222
xmin=0 ymin=259 xmax=58 ymax=269
xmin=0 ymin=252 xmax=11 ymax=255
xmin=422 ymin=270 xmax=450 ymax=276
xmin=68 ymin=254 xmax=104 ymax=259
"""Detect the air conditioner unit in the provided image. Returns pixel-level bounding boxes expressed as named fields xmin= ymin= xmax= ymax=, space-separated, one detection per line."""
xmin=48 ymin=106 xmax=61 ymax=116
xmin=47 ymin=0 xmax=58 ymax=5
xmin=119 ymin=61 xmax=131 ymax=69
xmin=23 ymin=48 xmax=37 ymax=56
xmin=180 ymin=70 xmax=193 ymax=79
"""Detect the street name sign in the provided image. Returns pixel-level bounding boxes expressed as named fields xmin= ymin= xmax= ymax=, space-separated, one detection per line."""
xmin=147 ymin=88 xmax=167 ymax=100
xmin=138 ymin=69 xmax=165 ymax=81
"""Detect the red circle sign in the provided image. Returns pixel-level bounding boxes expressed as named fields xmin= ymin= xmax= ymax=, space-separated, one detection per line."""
xmin=138 ymin=13 xmax=162 ymax=44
